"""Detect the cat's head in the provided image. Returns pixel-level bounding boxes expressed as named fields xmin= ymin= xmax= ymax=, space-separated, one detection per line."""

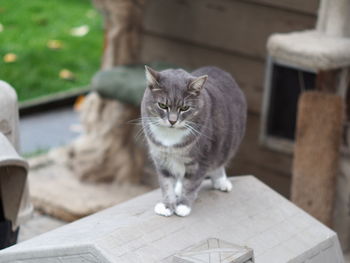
xmin=142 ymin=66 xmax=208 ymax=129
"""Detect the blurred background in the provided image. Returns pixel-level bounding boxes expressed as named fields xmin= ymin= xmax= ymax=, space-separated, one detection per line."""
xmin=1 ymin=0 xmax=319 ymax=195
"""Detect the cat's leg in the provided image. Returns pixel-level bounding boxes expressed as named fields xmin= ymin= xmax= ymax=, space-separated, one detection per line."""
xmin=209 ymin=166 xmax=232 ymax=192
xmin=175 ymin=171 xmax=205 ymax=217
xmin=174 ymin=180 xmax=182 ymax=198
xmin=154 ymin=169 xmax=177 ymax=217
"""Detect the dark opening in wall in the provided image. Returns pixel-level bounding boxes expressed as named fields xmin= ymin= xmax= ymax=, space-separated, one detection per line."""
xmin=267 ymin=64 xmax=316 ymax=140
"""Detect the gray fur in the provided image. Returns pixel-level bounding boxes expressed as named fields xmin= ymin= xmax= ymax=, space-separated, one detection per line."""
xmin=141 ymin=66 xmax=247 ymax=216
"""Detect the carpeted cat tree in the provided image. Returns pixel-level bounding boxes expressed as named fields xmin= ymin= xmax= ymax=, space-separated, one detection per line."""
xmin=266 ymin=0 xmax=350 ymax=251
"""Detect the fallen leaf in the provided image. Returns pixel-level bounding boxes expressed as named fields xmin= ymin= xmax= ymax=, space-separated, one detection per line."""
xmin=0 ymin=23 xmax=3 ymax=33
xmin=3 ymin=53 xmax=17 ymax=63
xmin=74 ymin=95 xmax=85 ymax=111
xmin=47 ymin=40 xmax=63 ymax=50
xmin=70 ymin=25 xmax=89 ymax=37
xmin=36 ymin=18 xmax=48 ymax=26
xmin=59 ymin=69 xmax=75 ymax=81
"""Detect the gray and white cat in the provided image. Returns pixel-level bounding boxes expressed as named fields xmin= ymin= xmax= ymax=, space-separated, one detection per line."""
xmin=141 ymin=66 xmax=246 ymax=217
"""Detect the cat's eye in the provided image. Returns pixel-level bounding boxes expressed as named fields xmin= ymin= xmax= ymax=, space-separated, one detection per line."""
xmin=158 ymin=102 xmax=168 ymax=109
xmin=180 ymin=105 xmax=190 ymax=112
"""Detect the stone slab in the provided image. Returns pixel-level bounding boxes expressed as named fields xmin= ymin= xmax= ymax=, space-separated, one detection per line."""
xmin=27 ymin=152 xmax=152 ymax=221
xmin=18 ymin=211 xmax=67 ymax=243
xmin=0 ymin=176 xmax=344 ymax=263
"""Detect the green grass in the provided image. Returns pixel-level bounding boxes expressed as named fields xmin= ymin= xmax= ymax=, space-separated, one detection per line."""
xmin=23 ymin=147 xmax=49 ymax=159
xmin=0 ymin=0 xmax=103 ymax=101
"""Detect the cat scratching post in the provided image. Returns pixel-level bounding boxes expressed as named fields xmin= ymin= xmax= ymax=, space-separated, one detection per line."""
xmin=65 ymin=0 xmax=147 ymax=183
xmin=292 ymin=92 xmax=344 ymax=226
xmin=265 ymin=0 xmax=350 ymax=251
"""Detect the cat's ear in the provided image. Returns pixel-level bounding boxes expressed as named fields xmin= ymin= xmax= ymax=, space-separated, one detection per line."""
xmin=145 ymin=65 xmax=161 ymax=91
xmin=188 ymin=75 xmax=208 ymax=96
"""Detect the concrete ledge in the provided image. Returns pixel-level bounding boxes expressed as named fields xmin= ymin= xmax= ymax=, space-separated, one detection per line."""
xmin=0 ymin=176 xmax=344 ymax=262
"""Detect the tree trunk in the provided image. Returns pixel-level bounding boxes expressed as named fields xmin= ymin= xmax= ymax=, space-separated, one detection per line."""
xmin=66 ymin=0 xmax=147 ymax=183
xmin=93 ymin=0 xmax=146 ymax=68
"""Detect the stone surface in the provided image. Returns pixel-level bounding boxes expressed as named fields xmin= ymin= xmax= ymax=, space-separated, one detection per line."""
xmin=18 ymin=212 xmax=66 ymax=243
xmin=27 ymin=152 xmax=152 ymax=222
xmin=0 ymin=176 xmax=344 ymax=263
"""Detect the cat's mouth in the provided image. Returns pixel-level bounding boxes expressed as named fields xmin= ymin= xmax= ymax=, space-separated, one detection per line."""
xmin=158 ymin=122 xmax=185 ymax=130
xmin=164 ymin=124 xmax=179 ymax=129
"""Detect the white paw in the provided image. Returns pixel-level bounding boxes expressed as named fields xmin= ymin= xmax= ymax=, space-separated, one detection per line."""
xmin=213 ymin=177 xmax=232 ymax=192
xmin=154 ymin=202 xmax=173 ymax=217
xmin=175 ymin=204 xmax=191 ymax=217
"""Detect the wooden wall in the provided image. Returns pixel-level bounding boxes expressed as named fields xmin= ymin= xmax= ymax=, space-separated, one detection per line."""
xmin=140 ymin=0 xmax=319 ymax=196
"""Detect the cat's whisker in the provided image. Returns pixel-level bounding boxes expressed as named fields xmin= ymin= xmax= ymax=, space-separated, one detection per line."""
xmin=135 ymin=129 xmax=145 ymax=141
xmin=134 ymin=118 xmax=161 ymax=141
xmin=128 ymin=117 xmax=159 ymax=125
xmin=185 ymin=99 xmax=200 ymax=102
xmin=128 ymin=117 xmax=158 ymax=123
xmin=184 ymin=122 xmax=213 ymax=141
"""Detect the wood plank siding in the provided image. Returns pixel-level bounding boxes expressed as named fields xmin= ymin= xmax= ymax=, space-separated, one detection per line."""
xmin=140 ymin=0 xmax=319 ymax=196
xmin=239 ymin=0 xmax=319 ymax=15
xmin=143 ymin=0 xmax=316 ymax=61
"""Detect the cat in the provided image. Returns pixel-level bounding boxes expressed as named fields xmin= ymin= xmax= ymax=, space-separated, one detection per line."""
xmin=141 ymin=65 xmax=247 ymax=217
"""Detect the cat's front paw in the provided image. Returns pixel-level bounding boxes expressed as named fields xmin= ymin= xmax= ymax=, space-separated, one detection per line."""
xmin=154 ymin=202 xmax=173 ymax=217
xmin=213 ymin=177 xmax=232 ymax=192
xmin=175 ymin=204 xmax=191 ymax=217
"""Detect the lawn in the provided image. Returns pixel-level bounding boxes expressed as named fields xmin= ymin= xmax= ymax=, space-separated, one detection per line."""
xmin=0 ymin=0 xmax=103 ymax=101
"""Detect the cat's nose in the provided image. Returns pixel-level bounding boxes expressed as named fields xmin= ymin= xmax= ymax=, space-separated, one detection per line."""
xmin=168 ymin=113 xmax=178 ymax=126
xmin=169 ymin=120 xmax=177 ymax=126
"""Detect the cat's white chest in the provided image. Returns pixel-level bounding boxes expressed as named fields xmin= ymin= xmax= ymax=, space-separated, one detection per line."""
xmin=148 ymin=124 xmax=192 ymax=179
xmin=149 ymin=124 xmax=190 ymax=147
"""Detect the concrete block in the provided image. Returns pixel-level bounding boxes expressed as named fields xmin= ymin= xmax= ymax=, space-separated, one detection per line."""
xmin=0 ymin=176 xmax=344 ymax=262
